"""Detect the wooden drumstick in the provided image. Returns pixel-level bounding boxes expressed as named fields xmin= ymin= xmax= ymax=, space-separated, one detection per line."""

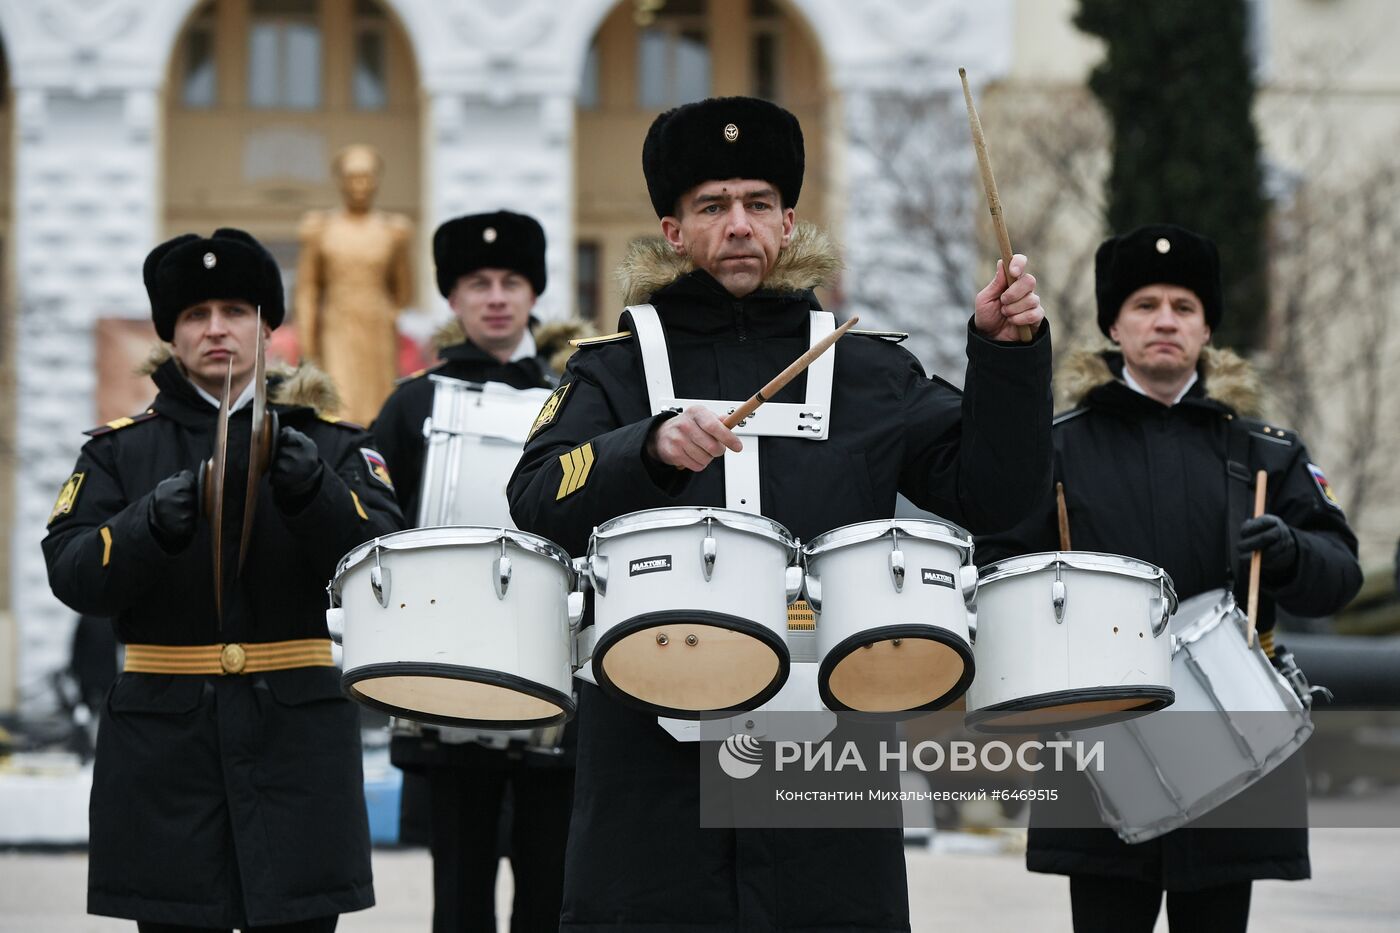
xmin=1056 ymin=481 xmax=1072 ymax=551
xmin=1245 ymin=469 xmax=1268 ymax=647
xmin=722 ymin=316 xmax=859 ymax=430
xmin=959 ymin=67 xmax=1033 ymax=344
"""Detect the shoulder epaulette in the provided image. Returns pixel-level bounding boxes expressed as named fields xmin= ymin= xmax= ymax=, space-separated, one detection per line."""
xmin=1053 ymin=408 xmax=1091 ymax=427
xmin=570 ymin=331 xmax=633 ymax=348
xmin=394 ymin=361 xmax=448 ymax=386
xmin=849 ymin=329 xmax=910 ymax=343
xmin=1242 ymin=418 xmax=1298 ymax=447
xmin=84 ymin=409 xmax=159 ymax=437
xmin=317 ymin=413 xmax=367 ymax=431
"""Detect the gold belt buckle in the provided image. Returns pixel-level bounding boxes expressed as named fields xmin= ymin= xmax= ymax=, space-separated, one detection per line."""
xmin=220 ymin=643 xmax=247 ymax=674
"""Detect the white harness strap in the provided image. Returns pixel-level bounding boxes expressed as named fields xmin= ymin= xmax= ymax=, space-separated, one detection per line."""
xmin=625 ymin=303 xmax=834 ymax=514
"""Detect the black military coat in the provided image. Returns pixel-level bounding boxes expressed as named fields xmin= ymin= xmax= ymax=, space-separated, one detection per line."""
xmin=507 ymin=237 xmax=1053 ymax=932
xmin=372 ymin=335 xmax=573 ymax=774
xmin=979 ymin=349 xmax=1362 ymax=890
xmin=43 ymin=358 xmax=404 ymax=927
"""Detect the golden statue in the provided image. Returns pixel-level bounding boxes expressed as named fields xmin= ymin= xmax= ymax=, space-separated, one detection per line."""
xmin=295 ymin=144 xmax=414 ymax=425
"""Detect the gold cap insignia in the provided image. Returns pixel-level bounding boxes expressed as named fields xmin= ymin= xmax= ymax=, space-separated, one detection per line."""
xmin=1155 ymin=237 xmax=1171 ymax=254
xmin=483 ymin=227 xmax=498 ymax=243
xmin=724 ymin=123 xmax=739 ymax=143
xmin=203 ymin=251 xmax=217 ymax=269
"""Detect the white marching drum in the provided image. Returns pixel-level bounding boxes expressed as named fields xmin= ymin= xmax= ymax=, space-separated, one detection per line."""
xmin=967 ymin=552 xmax=1177 ymax=733
xmin=803 ymin=520 xmax=977 ymax=713
xmin=334 ymin=526 xmax=579 ymax=729
xmin=582 ymin=507 xmax=801 ymax=718
xmin=417 ymin=377 xmax=555 ymax=528
xmin=1076 ymin=588 xmax=1314 ymax=843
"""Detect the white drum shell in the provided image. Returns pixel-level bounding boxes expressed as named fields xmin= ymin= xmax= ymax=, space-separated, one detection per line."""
xmin=588 ymin=509 xmax=797 ymax=711
xmin=967 ymin=553 xmax=1174 ymax=717
xmin=804 ymin=520 xmax=975 ymax=711
xmin=807 ymin=526 xmax=972 ymax=658
xmin=336 ymin=528 xmax=574 ymax=727
xmin=418 ymin=378 xmax=554 ymax=528
xmin=1078 ymin=589 xmax=1313 ymax=843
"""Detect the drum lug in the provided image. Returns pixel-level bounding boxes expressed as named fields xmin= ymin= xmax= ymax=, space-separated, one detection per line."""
xmin=1052 ymin=562 xmax=1067 ymax=624
xmin=785 ymin=564 xmax=804 ymax=603
xmin=370 ymin=544 xmax=391 ymax=608
xmin=1150 ymin=576 xmax=1171 ymax=637
xmin=702 ymin=518 xmax=717 ymax=582
xmin=889 ymin=527 xmax=905 ymax=593
xmin=567 ymin=591 xmax=585 ymax=629
xmin=590 ymin=555 xmax=608 ymax=597
xmin=324 ymin=607 xmax=344 ymax=645
xmin=804 ymin=571 xmax=822 ymax=614
xmin=959 ymin=564 xmax=979 ymax=610
xmin=494 ymin=539 xmax=513 ymax=600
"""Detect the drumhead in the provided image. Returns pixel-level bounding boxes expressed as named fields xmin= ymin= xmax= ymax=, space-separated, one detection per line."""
xmin=333 ymin=526 xmax=573 ymax=595
xmin=591 ymin=610 xmax=790 ymax=718
xmin=344 ymin=663 xmax=574 ymax=730
xmin=803 ymin=519 xmax=973 ymax=560
xmin=818 ymin=624 xmax=975 ymax=713
xmin=964 ymin=686 xmax=1175 ymax=734
xmin=1171 ymin=587 xmax=1239 ymax=647
xmin=979 ymin=551 xmax=1178 ymax=608
xmin=593 ymin=507 xmax=797 ymax=552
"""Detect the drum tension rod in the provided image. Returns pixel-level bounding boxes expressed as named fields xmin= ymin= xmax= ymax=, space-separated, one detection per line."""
xmin=494 ymin=535 xmax=513 ymax=600
xmin=702 ymin=517 xmax=717 ymax=582
xmin=1052 ymin=561 xmax=1066 ymax=624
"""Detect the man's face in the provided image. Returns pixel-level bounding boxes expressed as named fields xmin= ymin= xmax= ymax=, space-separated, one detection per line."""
xmin=661 ymin=178 xmax=795 ymax=298
xmin=1109 ymin=284 xmax=1212 ymax=381
xmin=170 ymin=299 xmax=268 ymax=396
xmin=449 ymin=268 xmax=536 ymax=355
xmin=337 ymin=147 xmax=380 ymax=213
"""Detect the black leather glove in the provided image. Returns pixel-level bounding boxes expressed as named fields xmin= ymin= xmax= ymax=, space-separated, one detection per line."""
xmin=148 ymin=469 xmax=197 ymax=553
xmin=1238 ymin=514 xmax=1299 ymax=582
xmin=270 ymin=426 xmax=325 ymax=513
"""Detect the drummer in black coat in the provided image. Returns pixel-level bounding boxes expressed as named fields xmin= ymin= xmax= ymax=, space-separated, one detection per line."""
xmin=42 ymin=229 xmax=404 ymax=931
xmin=371 ymin=210 xmax=586 ymax=933
xmin=979 ymin=224 xmax=1362 ymax=932
xmin=508 ymin=96 xmax=1054 ymax=933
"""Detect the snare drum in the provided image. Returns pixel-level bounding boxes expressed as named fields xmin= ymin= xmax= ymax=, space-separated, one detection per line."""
xmin=1076 ymin=588 xmax=1314 ymax=843
xmin=967 ymin=551 xmax=1177 ymax=733
xmin=583 ymin=507 xmax=801 ymax=718
xmin=334 ymin=526 xmax=578 ymax=729
xmin=803 ymin=520 xmax=976 ymax=713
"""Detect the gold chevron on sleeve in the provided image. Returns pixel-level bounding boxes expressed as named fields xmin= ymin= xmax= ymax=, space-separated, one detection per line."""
xmin=555 ymin=443 xmax=596 ymax=500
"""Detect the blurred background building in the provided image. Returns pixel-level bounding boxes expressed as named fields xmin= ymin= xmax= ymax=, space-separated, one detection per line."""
xmin=0 ymin=0 xmax=1397 ymax=721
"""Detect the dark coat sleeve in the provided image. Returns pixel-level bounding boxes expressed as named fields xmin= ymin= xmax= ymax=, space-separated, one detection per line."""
xmin=370 ymin=382 xmax=426 ymax=525
xmin=900 ymin=318 xmax=1053 ymax=536
xmin=507 ymin=353 xmax=687 ymax=557
xmin=1258 ymin=440 xmax=1362 ymax=617
xmin=279 ymin=420 xmax=406 ymax=568
xmin=42 ymin=437 xmax=181 ymax=616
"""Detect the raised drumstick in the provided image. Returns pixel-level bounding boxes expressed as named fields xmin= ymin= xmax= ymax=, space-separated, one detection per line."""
xmin=723 ymin=316 xmax=859 ymax=429
xmin=1056 ymin=482 xmax=1072 ymax=551
xmin=1245 ymin=470 xmax=1268 ymax=647
xmin=959 ymin=67 xmax=1033 ymax=344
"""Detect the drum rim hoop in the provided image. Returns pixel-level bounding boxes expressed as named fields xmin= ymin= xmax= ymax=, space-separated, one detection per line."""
xmin=1171 ymin=587 xmax=1241 ymax=648
xmin=592 ymin=507 xmax=797 ymax=552
xmin=342 ymin=662 xmax=575 ymax=730
xmin=803 ymin=518 xmax=973 ymax=560
xmin=964 ymin=685 xmax=1175 ymax=734
xmin=979 ymin=551 xmax=1178 ymax=601
xmin=427 ymin=373 xmax=554 ymax=396
xmin=817 ymin=622 xmax=976 ymax=714
xmin=591 ymin=608 xmax=792 ymax=719
xmin=334 ymin=525 xmax=574 ymax=581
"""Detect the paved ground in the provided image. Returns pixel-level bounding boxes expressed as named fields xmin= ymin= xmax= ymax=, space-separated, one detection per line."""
xmin=3 ymin=828 xmax=1398 ymax=932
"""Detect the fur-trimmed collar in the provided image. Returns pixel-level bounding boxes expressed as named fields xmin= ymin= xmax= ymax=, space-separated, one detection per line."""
xmin=139 ymin=343 xmax=340 ymax=415
xmin=618 ymin=222 xmax=842 ymax=306
xmin=1058 ymin=346 xmax=1261 ymax=416
xmin=429 ymin=318 xmax=596 ymax=374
